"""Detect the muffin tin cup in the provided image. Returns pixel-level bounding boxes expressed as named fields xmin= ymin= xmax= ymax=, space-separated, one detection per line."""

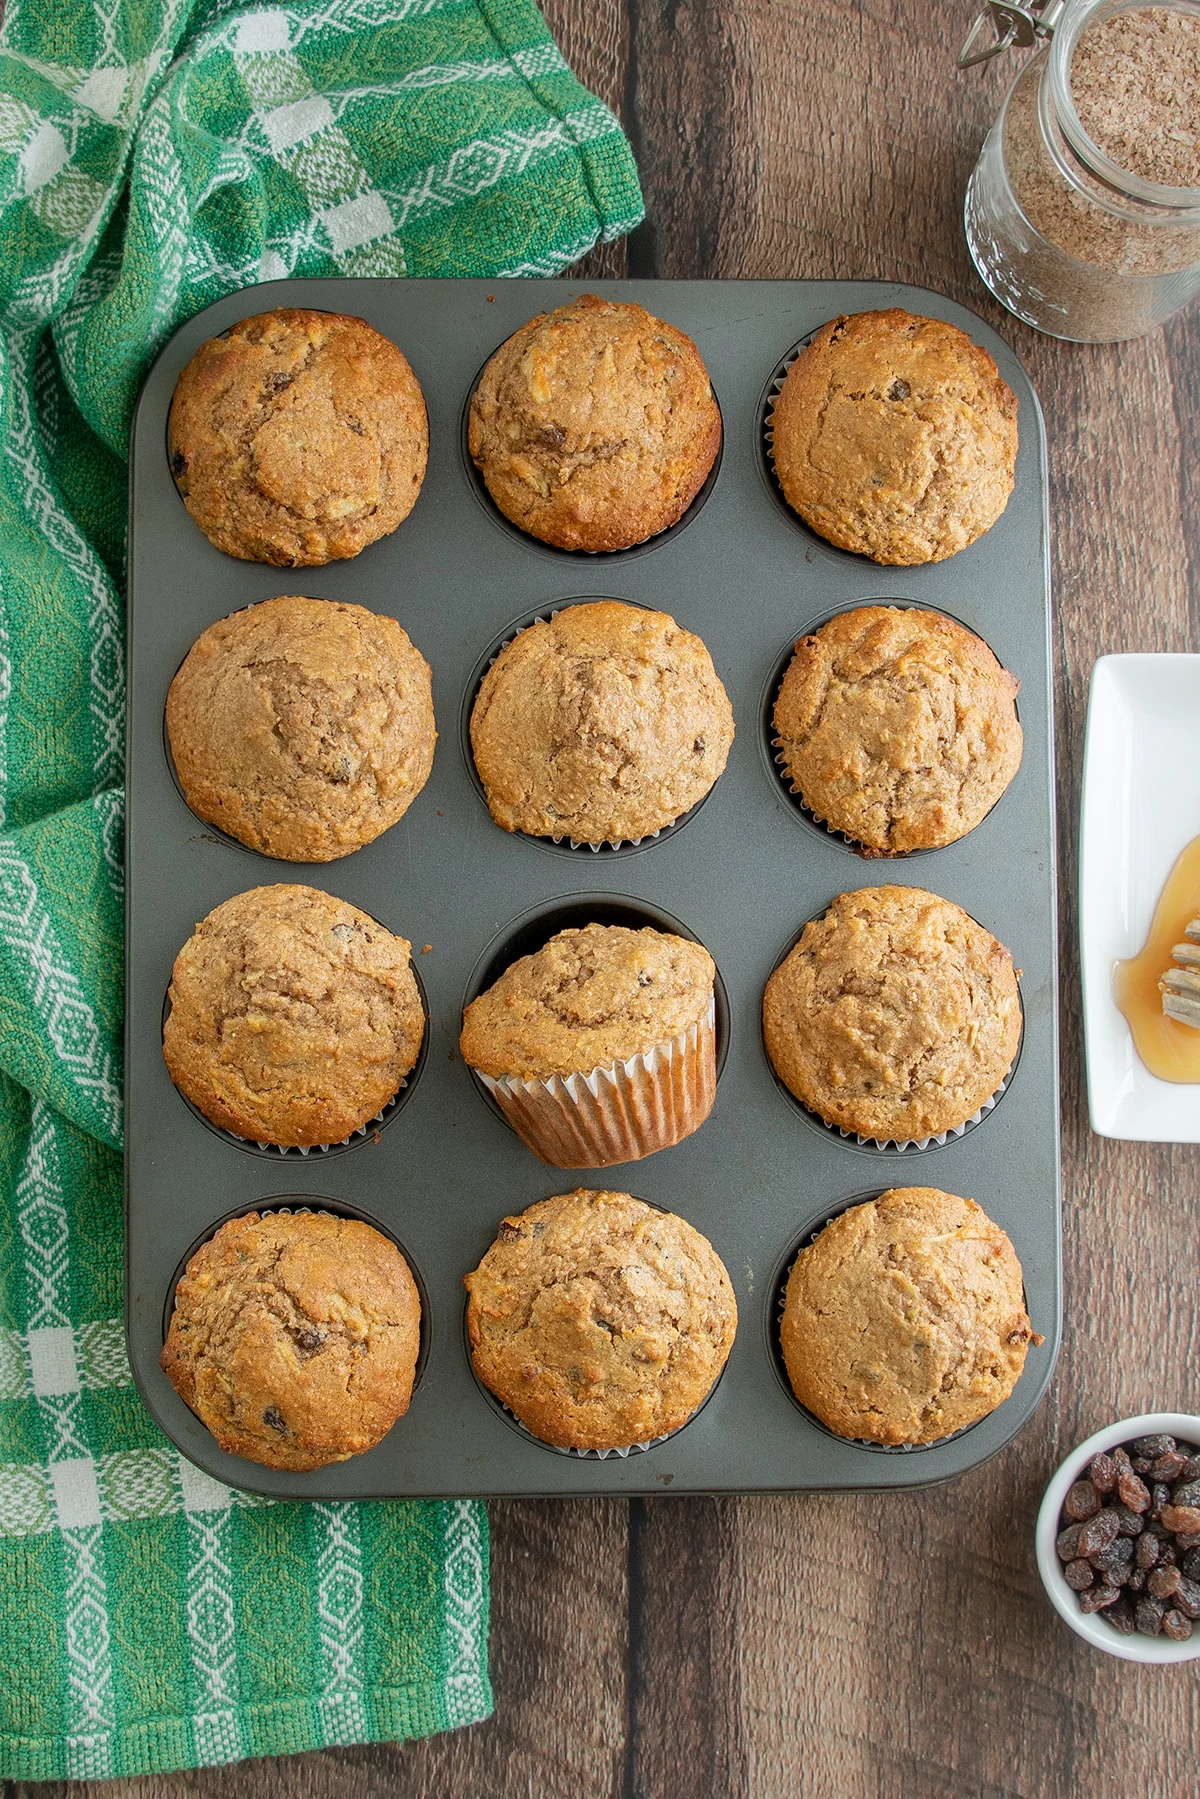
xmin=471 ymin=998 xmax=717 ymax=1170
xmin=126 ymin=277 xmax=1058 ymax=1499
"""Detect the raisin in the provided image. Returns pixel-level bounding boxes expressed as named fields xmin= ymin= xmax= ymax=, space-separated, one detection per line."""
xmin=1114 ymin=1505 xmax=1145 ymax=1537
xmin=1133 ymin=1457 xmax=1152 ymax=1475
xmin=1171 ymin=1479 xmax=1200 ymax=1508
xmin=1132 ymin=1434 xmax=1177 ymax=1458
xmin=1161 ymin=1504 xmax=1200 ymax=1534
xmin=171 ymin=450 xmax=187 ymax=478
xmin=1080 ymin=1586 xmax=1121 ymax=1612
xmin=1064 ymin=1480 xmax=1101 ymax=1520
xmin=1091 ymin=1535 xmax=1134 ymax=1572
xmin=1182 ymin=1549 xmax=1200 ymax=1581
xmin=1164 ymin=1610 xmax=1194 ymax=1641
xmin=1151 ymin=1451 xmax=1186 ymax=1482
xmin=1151 ymin=1483 xmax=1171 ymax=1518
xmin=1089 ymin=1452 xmax=1118 ymax=1494
xmin=1136 ymin=1532 xmax=1161 ymax=1569
xmin=1117 ymin=1470 xmax=1151 ymax=1512
xmin=296 ymin=1328 xmax=324 ymax=1352
xmin=1161 ymin=1542 xmax=1178 ymax=1567
xmin=1179 ymin=1455 xmax=1200 ymax=1481
xmin=1148 ymin=1565 xmax=1182 ymax=1599
xmin=1103 ymin=1564 xmax=1131 ymax=1587
xmin=1173 ymin=1576 xmax=1200 ymax=1619
xmin=1077 ymin=1509 xmax=1121 ymax=1556
xmin=887 ymin=378 xmax=911 ymax=400
xmin=1136 ymin=1596 xmax=1166 ymax=1636
xmin=1106 ymin=1596 xmax=1136 ymax=1634
xmin=1175 ymin=1534 xmax=1200 ymax=1555
xmin=1128 ymin=1569 xmax=1147 ymax=1593
xmin=262 ymin=1406 xmax=287 ymax=1433
xmin=1112 ymin=1446 xmax=1133 ymax=1474
xmin=693 ymin=737 xmax=706 ymax=755
xmin=1056 ymin=1523 xmax=1085 ymax=1561
xmin=1065 ymin=1558 xmax=1094 ymax=1590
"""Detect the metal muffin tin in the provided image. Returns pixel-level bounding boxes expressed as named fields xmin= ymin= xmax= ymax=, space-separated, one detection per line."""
xmin=126 ymin=278 xmax=1059 ymax=1498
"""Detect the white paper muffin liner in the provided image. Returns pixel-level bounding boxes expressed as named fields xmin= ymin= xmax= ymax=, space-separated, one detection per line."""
xmin=474 ymin=996 xmax=717 ymax=1168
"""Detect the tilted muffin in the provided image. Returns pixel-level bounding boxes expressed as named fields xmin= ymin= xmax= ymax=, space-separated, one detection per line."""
xmin=168 ymin=309 xmax=428 ymax=565
xmin=470 ymin=601 xmax=733 ymax=845
xmin=769 ymin=310 xmax=1018 ymax=565
xmin=780 ymin=1187 xmax=1041 ymax=1446
xmin=167 ymin=595 xmax=436 ymax=862
xmin=162 ymin=1210 xmax=421 ymax=1470
xmin=461 ymin=923 xmax=717 ymax=1167
xmin=163 ymin=885 xmax=424 ymax=1147
xmin=467 ymin=294 xmax=721 ymax=552
xmin=465 ymin=1188 xmax=737 ymax=1450
xmin=762 ymin=886 xmax=1021 ymax=1144
xmin=773 ymin=606 xmax=1022 ymax=853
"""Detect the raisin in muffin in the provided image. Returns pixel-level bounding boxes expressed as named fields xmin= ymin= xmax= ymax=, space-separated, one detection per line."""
xmin=168 ymin=309 xmax=428 ymax=565
xmin=769 ymin=310 xmax=1018 ymax=565
xmin=773 ymin=606 xmax=1022 ymax=852
xmin=470 ymin=601 xmax=733 ymax=844
xmin=762 ymin=886 xmax=1021 ymax=1143
xmin=465 ymin=1188 xmax=737 ymax=1450
xmin=460 ymin=923 xmax=717 ymax=1167
xmin=780 ymin=1187 xmax=1041 ymax=1445
xmin=162 ymin=1210 xmax=421 ymax=1470
xmin=163 ymin=884 xmax=424 ymax=1147
xmin=467 ymin=295 xmax=721 ymax=551
xmin=167 ymin=595 xmax=436 ymax=862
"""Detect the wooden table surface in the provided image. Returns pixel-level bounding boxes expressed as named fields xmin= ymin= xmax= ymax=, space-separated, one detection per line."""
xmin=15 ymin=4 xmax=1200 ymax=1795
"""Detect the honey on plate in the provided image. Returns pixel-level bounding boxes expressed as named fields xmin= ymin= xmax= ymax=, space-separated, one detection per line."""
xmin=1114 ymin=834 xmax=1200 ymax=1084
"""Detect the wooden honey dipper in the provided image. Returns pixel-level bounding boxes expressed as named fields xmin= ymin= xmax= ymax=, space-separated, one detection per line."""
xmin=1160 ymin=917 xmax=1200 ymax=1029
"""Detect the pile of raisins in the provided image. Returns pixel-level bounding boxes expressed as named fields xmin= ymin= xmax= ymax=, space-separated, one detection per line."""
xmin=1056 ymin=1433 xmax=1200 ymax=1640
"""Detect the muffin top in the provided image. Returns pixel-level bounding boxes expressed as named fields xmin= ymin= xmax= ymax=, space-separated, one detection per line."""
xmin=770 ymin=310 xmax=1018 ymax=565
xmin=470 ymin=602 xmax=734 ymax=844
xmin=168 ymin=309 xmax=428 ymax=566
xmin=167 ymin=595 xmax=436 ymax=862
xmin=465 ymin=1188 xmax=737 ymax=1450
xmin=460 ymin=923 xmax=715 ymax=1082
xmin=762 ymin=886 xmax=1021 ymax=1142
xmin=161 ymin=1210 xmax=421 ymax=1470
xmin=780 ymin=1186 xmax=1040 ymax=1445
xmin=773 ymin=606 xmax=1022 ymax=853
xmin=163 ymin=884 xmax=424 ymax=1146
xmin=467 ymin=295 xmax=721 ymax=552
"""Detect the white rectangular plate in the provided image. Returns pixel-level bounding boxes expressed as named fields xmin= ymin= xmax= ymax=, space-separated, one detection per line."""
xmin=1081 ymin=654 xmax=1200 ymax=1141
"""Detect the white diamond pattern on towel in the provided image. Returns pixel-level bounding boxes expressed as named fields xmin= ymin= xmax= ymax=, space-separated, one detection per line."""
xmin=443 ymin=1499 xmax=489 ymax=1725
xmin=184 ymin=1505 xmax=244 ymax=1766
xmin=313 ymin=1501 xmax=368 ymax=1744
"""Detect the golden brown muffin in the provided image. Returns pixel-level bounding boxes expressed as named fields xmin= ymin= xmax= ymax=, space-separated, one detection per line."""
xmin=780 ymin=1187 xmax=1041 ymax=1446
xmin=163 ymin=885 xmax=424 ymax=1147
xmin=465 ymin=1188 xmax=737 ymax=1450
xmin=168 ymin=309 xmax=428 ymax=565
xmin=762 ymin=886 xmax=1021 ymax=1143
xmin=470 ymin=602 xmax=733 ymax=844
xmin=161 ymin=1210 xmax=421 ymax=1470
xmin=467 ymin=294 xmax=721 ymax=552
xmin=166 ymin=595 xmax=436 ymax=862
xmin=773 ymin=606 xmax=1022 ymax=853
xmin=769 ymin=310 xmax=1018 ymax=565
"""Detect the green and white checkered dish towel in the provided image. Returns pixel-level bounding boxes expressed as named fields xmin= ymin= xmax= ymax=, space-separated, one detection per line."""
xmin=0 ymin=0 xmax=643 ymax=1780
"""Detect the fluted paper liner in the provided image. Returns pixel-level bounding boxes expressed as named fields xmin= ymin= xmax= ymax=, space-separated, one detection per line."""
xmin=475 ymin=996 xmax=717 ymax=1168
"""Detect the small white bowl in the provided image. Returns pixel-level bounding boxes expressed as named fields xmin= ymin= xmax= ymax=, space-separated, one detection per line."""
xmin=1036 ymin=1412 xmax=1200 ymax=1662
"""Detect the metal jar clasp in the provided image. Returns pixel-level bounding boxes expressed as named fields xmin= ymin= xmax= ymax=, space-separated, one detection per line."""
xmin=958 ymin=0 xmax=1066 ymax=67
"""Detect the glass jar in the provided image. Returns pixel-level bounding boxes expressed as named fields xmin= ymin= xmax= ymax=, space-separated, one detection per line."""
xmin=963 ymin=0 xmax=1200 ymax=340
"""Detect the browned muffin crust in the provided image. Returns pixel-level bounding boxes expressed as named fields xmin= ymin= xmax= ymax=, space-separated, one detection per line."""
xmin=166 ymin=595 xmax=436 ymax=862
xmin=762 ymin=886 xmax=1021 ymax=1142
xmin=162 ymin=884 xmax=424 ymax=1146
xmin=460 ymin=923 xmax=715 ymax=1081
xmin=465 ymin=1189 xmax=737 ymax=1450
xmin=770 ymin=310 xmax=1018 ymax=565
xmin=773 ymin=606 xmax=1022 ymax=853
xmin=470 ymin=602 xmax=734 ymax=844
xmin=780 ymin=1187 xmax=1041 ymax=1446
xmin=168 ymin=309 xmax=428 ymax=565
xmin=467 ymin=295 xmax=721 ymax=552
xmin=161 ymin=1210 xmax=421 ymax=1470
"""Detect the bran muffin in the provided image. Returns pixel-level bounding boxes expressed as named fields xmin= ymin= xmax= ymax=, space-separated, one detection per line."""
xmin=467 ymin=294 xmax=721 ymax=552
xmin=470 ymin=602 xmax=734 ymax=845
xmin=465 ymin=1188 xmax=737 ymax=1450
xmin=762 ymin=886 xmax=1021 ymax=1144
xmin=162 ymin=1210 xmax=421 ymax=1470
xmin=168 ymin=309 xmax=428 ymax=565
xmin=460 ymin=923 xmax=718 ymax=1167
xmin=163 ymin=884 xmax=424 ymax=1147
xmin=167 ymin=595 xmax=436 ymax=862
xmin=779 ymin=1187 xmax=1041 ymax=1446
xmin=769 ymin=310 xmax=1018 ymax=565
xmin=772 ymin=606 xmax=1022 ymax=853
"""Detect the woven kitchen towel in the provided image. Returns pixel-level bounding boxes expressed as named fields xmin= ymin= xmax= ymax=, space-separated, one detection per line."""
xmin=0 ymin=0 xmax=643 ymax=1781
